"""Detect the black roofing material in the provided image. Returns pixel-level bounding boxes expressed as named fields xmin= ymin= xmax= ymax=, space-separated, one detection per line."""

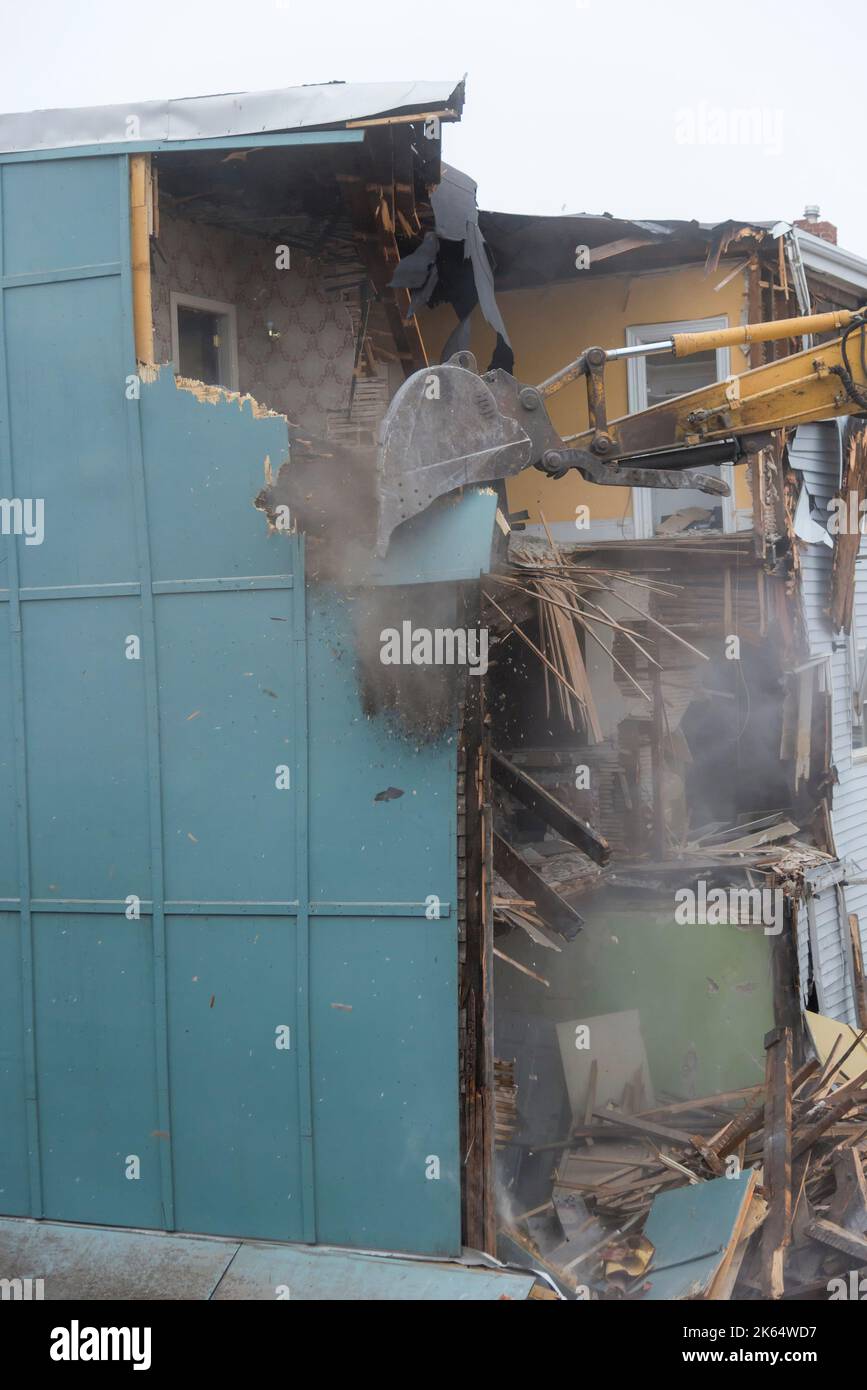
xmin=390 ymin=164 xmax=513 ymax=373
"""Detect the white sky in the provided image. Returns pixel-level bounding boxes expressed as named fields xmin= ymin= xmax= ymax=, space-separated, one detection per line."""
xmin=3 ymin=0 xmax=866 ymax=254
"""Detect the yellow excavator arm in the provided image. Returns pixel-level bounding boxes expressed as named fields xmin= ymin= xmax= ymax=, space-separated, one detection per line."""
xmin=373 ymin=307 xmax=867 ymax=555
xmin=559 ymin=308 xmax=867 ymax=458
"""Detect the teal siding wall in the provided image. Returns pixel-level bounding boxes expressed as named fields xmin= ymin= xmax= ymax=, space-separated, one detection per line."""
xmin=0 ymin=151 xmax=460 ymax=1255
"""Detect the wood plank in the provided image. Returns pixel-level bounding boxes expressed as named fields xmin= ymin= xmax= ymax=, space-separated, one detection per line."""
xmin=704 ymin=1060 xmax=817 ymax=1161
xmin=491 ymin=751 xmax=610 ymax=865
xmin=584 ymin=1058 xmax=598 ymax=1134
xmin=706 ymin=1174 xmax=764 ymax=1300
xmin=762 ymin=1026 xmax=793 ymax=1299
xmin=806 ymin=1218 xmax=867 ymax=1263
xmin=638 ymin=1086 xmax=762 ymax=1118
xmin=493 ymin=833 xmax=583 ymax=939
xmin=710 ymin=820 xmax=799 ymax=854
xmin=492 ymin=947 xmax=549 ymax=987
xmin=793 ymin=1081 xmax=867 ymax=1158
xmin=830 ymin=424 xmax=867 ymax=632
xmin=849 ymin=914 xmax=867 ymax=1029
xmin=588 ymin=236 xmax=656 ymax=264
xmin=337 ymin=171 xmax=427 ymax=376
xmin=827 ymin=1147 xmax=867 ymax=1232
xmin=130 ymin=155 xmax=154 ymax=365
xmin=591 ymin=1108 xmax=696 ymax=1146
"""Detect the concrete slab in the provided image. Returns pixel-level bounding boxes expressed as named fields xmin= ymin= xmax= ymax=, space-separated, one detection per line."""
xmin=212 ymin=1242 xmax=536 ymax=1300
xmin=0 ymin=1217 xmax=536 ymax=1299
xmin=0 ymin=1219 xmax=239 ymax=1300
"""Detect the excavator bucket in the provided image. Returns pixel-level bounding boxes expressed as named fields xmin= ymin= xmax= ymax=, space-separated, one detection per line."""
xmin=374 ymin=358 xmax=534 ymax=556
xmin=374 ymin=354 xmax=732 ymax=558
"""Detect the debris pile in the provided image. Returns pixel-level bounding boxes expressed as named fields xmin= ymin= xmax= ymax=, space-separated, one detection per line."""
xmin=499 ymin=1014 xmax=867 ymax=1299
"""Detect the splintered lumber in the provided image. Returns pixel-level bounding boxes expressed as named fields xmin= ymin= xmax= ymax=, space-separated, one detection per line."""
xmin=850 ymin=915 xmax=867 ymax=1029
xmin=491 ymin=750 xmax=610 ymax=865
xmin=492 ymin=947 xmax=550 ymax=988
xmin=829 ymin=423 xmax=867 ymax=632
xmin=805 ymin=1218 xmax=867 ymax=1263
xmin=591 ymin=1109 xmax=697 ymax=1148
xmin=655 ymin=1151 xmax=703 ymax=1184
xmin=544 ymin=1062 xmax=867 ymax=1292
xmin=805 ymin=1011 xmax=867 ymax=1088
xmin=584 ymin=1059 xmax=598 ymax=1133
xmin=494 ymin=895 xmax=563 ymax=951
xmin=793 ymin=1082 xmax=867 ymax=1159
xmin=709 ymin=821 xmax=800 ymax=854
xmin=639 ymin=1086 xmax=762 ymax=1119
xmin=704 ymin=1060 xmax=818 ymax=1162
xmin=762 ymin=1026 xmax=793 ymax=1299
xmin=493 ymin=833 xmax=584 ymax=939
xmin=707 ymin=1185 xmax=767 ymax=1301
xmin=484 ymin=592 xmax=596 ymax=730
xmin=826 ymin=1147 xmax=867 ymax=1234
xmin=494 ymin=1058 xmax=518 ymax=1146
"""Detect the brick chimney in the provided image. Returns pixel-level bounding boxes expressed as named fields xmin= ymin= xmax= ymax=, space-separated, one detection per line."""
xmin=794 ymin=204 xmax=838 ymax=245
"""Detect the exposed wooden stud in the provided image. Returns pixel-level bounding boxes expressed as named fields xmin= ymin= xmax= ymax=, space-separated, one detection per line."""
xmin=129 ymin=154 xmax=154 ymax=366
xmin=849 ymin=914 xmax=867 ymax=1029
xmin=762 ymin=1026 xmax=793 ymax=1299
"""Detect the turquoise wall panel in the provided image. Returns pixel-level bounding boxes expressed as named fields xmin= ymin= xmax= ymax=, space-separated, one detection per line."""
xmin=155 ymin=589 xmax=296 ymax=904
xmin=0 ymin=913 xmax=29 ymax=1214
xmin=306 ymin=588 xmax=458 ymax=905
xmin=0 ymin=618 xmax=18 ymax=898
xmin=3 ymin=277 xmax=138 ymax=589
xmin=0 ymin=157 xmax=120 ymax=275
xmin=33 ymin=913 xmax=164 ymax=1227
xmin=310 ymin=916 xmax=460 ymax=1256
xmin=140 ymin=372 xmax=290 ymax=584
xmin=166 ymin=916 xmax=303 ymax=1240
xmin=23 ymin=597 xmax=151 ymax=900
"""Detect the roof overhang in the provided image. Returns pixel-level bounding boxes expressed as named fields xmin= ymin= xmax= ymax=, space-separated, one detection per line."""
xmin=794 ymin=226 xmax=867 ymax=299
xmin=0 ymin=79 xmax=465 ymax=155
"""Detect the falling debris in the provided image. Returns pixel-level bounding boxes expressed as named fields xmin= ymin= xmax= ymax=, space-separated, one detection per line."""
xmin=374 ymin=786 xmax=405 ymax=802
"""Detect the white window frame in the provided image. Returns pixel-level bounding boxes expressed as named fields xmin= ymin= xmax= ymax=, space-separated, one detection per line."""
xmin=626 ymin=315 xmax=735 ymax=539
xmin=170 ymin=292 xmax=239 ymax=391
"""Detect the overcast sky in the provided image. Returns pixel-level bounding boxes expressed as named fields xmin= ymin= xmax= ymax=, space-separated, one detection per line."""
xmin=3 ymin=0 xmax=866 ymax=254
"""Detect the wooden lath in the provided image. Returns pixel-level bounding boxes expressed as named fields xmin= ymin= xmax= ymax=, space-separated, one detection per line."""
xmin=337 ymin=157 xmax=428 ymax=378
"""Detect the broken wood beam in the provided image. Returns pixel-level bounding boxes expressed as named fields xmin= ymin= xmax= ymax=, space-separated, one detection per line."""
xmin=704 ymin=1059 xmax=818 ymax=1162
xmin=793 ymin=1085 xmax=867 ymax=1159
xmin=849 ymin=914 xmax=867 ymax=1030
xmin=805 ymin=1218 xmax=867 ymax=1263
xmin=590 ymin=1109 xmax=696 ymax=1147
xmin=493 ymin=833 xmax=583 ymax=939
xmin=827 ymin=1147 xmax=867 ymax=1233
xmin=762 ymin=1026 xmax=793 ymax=1300
xmin=492 ymin=947 xmax=550 ymax=988
xmin=491 ymin=751 xmax=610 ymax=865
xmin=337 ymin=171 xmax=427 ymax=377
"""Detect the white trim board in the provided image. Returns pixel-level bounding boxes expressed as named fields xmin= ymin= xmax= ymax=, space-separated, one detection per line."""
xmin=170 ymin=291 xmax=240 ymax=392
xmin=625 ymin=314 xmax=734 ymax=539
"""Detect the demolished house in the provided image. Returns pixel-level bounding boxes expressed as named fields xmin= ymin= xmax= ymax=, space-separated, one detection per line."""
xmin=1 ymin=79 xmax=867 ymax=1302
xmin=407 ymin=203 xmax=867 ymax=1296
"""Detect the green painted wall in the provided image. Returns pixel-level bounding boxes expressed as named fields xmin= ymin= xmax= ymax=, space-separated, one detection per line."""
xmin=495 ymin=892 xmax=774 ymax=1099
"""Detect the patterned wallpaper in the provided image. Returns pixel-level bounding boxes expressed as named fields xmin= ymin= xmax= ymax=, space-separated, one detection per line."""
xmin=152 ymin=211 xmax=357 ymax=433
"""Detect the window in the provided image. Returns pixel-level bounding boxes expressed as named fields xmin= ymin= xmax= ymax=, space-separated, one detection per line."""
xmin=626 ymin=316 xmax=735 ymax=539
xmin=170 ymin=293 xmax=239 ymax=391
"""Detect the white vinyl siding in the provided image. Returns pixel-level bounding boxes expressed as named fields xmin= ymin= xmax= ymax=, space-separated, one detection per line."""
xmin=790 ymin=421 xmax=866 ymax=1025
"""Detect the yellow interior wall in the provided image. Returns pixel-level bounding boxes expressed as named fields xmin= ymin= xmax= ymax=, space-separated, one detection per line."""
xmin=423 ymin=263 xmax=752 ymax=524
